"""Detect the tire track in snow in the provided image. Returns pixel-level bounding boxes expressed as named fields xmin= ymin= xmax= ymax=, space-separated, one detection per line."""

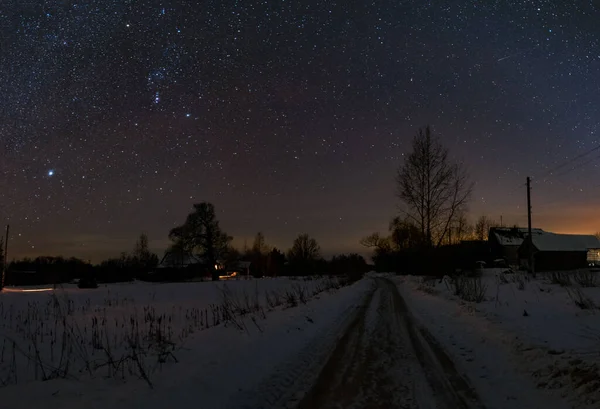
xmin=295 ymin=278 xmax=486 ymax=409
xmin=225 ymin=281 xmax=375 ymax=409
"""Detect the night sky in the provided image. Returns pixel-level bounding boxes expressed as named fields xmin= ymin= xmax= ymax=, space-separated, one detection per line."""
xmin=2 ymin=1 xmax=600 ymax=262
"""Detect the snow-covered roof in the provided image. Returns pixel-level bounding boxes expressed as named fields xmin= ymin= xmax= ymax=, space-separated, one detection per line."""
xmin=491 ymin=227 xmax=545 ymax=246
xmin=157 ymin=252 xmax=202 ymax=268
xmin=532 ymin=233 xmax=600 ymax=252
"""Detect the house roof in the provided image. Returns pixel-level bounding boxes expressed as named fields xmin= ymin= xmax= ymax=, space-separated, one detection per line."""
xmin=531 ymin=233 xmax=600 ymax=252
xmin=157 ymin=252 xmax=202 ymax=268
xmin=490 ymin=227 xmax=545 ymax=246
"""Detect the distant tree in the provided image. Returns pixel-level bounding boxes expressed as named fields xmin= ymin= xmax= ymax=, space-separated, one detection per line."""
xmin=329 ymin=253 xmax=368 ymax=281
xmin=131 ymin=233 xmax=159 ymax=274
xmin=396 ymin=126 xmax=473 ymax=247
xmin=8 ymin=256 xmax=92 ymax=285
xmin=251 ymin=232 xmax=270 ymax=255
xmin=389 ymin=217 xmax=423 ymax=249
xmin=360 ymin=232 xmax=395 ymax=272
xmin=288 ymin=234 xmax=321 ymax=261
xmin=474 ymin=215 xmax=497 ymax=241
xmin=222 ymin=245 xmax=242 ymax=270
xmin=287 ymin=234 xmax=321 ymax=274
xmin=247 ymin=232 xmax=271 ymax=276
xmin=0 ymin=237 xmax=4 ymax=276
xmin=266 ymin=248 xmax=285 ymax=277
xmin=360 ymin=233 xmax=392 ymax=253
xmin=169 ymin=202 xmax=232 ymax=281
xmin=445 ymin=212 xmax=475 ymax=245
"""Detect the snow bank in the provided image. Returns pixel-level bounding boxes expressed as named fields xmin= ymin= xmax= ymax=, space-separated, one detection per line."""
xmin=396 ymin=270 xmax=600 ymax=409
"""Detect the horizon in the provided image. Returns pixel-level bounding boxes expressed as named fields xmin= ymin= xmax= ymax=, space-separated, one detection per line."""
xmin=6 ymin=212 xmax=600 ymax=265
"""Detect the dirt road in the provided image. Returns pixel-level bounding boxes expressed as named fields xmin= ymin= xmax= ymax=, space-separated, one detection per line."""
xmin=296 ymin=278 xmax=485 ymax=409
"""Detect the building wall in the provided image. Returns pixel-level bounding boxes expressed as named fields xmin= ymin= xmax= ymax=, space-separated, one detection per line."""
xmin=503 ymin=246 xmax=520 ymax=266
xmin=534 ymin=251 xmax=587 ymax=272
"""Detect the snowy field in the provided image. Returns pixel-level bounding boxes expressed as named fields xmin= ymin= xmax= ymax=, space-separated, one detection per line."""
xmin=396 ymin=269 xmax=600 ymax=409
xmin=0 ymin=276 xmax=371 ymax=409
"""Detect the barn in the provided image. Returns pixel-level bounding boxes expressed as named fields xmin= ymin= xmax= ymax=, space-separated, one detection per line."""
xmin=488 ymin=227 xmax=545 ymax=267
xmin=518 ymin=232 xmax=600 ymax=272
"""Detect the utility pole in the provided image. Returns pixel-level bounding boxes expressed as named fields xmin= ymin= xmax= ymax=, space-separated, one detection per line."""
xmin=526 ymin=178 xmax=534 ymax=276
xmin=1 ymin=224 xmax=8 ymax=290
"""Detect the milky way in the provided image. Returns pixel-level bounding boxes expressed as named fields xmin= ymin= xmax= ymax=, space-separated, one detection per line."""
xmin=1 ymin=1 xmax=600 ymax=261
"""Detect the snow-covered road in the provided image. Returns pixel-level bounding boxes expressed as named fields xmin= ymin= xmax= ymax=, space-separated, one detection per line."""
xmin=297 ymin=277 xmax=484 ymax=409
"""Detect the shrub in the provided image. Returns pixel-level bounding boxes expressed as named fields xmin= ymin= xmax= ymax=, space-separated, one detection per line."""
xmin=417 ymin=277 xmax=438 ymax=295
xmin=566 ymin=287 xmax=598 ymax=310
xmin=550 ymin=272 xmax=572 ymax=287
xmin=573 ymin=270 xmax=598 ymax=288
xmin=446 ymin=275 xmax=487 ymax=303
xmin=511 ymin=273 xmax=527 ymax=291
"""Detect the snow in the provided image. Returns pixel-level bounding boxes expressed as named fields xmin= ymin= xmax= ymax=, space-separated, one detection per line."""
xmin=396 ymin=269 xmax=600 ymax=409
xmin=0 ymin=277 xmax=371 ymax=409
xmin=531 ymin=233 xmax=600 ymax=252
xmin=491 ymin=227 xmax=544 ymax=246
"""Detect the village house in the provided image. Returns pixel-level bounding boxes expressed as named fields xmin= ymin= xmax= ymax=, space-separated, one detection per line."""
xmin=518 ymin=232 xmax=600 ymax=272
xmin=488 ymin=227 xmax=545 ymax=267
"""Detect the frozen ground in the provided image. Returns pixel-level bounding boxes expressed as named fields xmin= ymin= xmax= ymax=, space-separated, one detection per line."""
xmin=0 ymin=276 xmax=368 ymax=409
xmin=4 ymin=271 xmax=596 ymax=409
xmin=396 ymin=269 xmax=600 ymax=409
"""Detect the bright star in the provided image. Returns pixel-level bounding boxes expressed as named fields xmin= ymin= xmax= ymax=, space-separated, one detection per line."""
xmin=48 ymin=170 xmax=54 ymax=176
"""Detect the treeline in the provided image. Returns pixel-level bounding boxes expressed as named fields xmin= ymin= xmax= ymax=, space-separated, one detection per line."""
xmin=5 ymin=226 xmax=370 ymax=286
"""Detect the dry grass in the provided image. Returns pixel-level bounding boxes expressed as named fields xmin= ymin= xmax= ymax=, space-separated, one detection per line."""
xmin=0 ymin=276 xmax=357 ymax=389
xmin=445 ymin=275 xmax=487 ymax=303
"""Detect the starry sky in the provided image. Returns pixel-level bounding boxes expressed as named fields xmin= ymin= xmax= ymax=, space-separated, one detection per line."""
xmin=1 ymin=1 xmax=600 ymax=263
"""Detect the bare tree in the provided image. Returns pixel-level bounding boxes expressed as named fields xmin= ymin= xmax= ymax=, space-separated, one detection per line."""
xmin=287 ymin=234 xmax=321 ymax=275
xmin=389 ymin=217 xmax=423 ymax=249
xmin=396 ymin=126 xmax=473 ymax=247
xmin=474 ymin=215 xmax=497 ymax=241
xmin=448 ymin=212 xmax=475 ymax=244
xmin=288 ymin=234 xmax=321 ymax=262
xmin=251 ymin=232 xmax=270 ymax=255
xmin=359 ymin=233 xmax=391 ymax=252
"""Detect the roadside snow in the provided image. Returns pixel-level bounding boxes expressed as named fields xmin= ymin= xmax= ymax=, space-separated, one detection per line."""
xmin=396 ymin=270 xmax=600 ymax=409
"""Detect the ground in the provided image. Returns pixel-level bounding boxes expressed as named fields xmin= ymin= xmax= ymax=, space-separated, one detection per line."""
xmin=296 ymin=278 xmax=482 ymax=409
xmin=1 ymin=272 xmax=597 ymax=408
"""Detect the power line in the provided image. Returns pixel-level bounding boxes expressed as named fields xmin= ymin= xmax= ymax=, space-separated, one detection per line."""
xmin=538 ymin=142 xmax=600 ymax=180
xmin=535 ymin=151 xmax=600 ymax=184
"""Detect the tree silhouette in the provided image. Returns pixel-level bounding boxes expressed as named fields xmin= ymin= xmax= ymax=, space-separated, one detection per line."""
xmin=287 ymin=234 xmax=321 ymax=274
xmin=251 ymin=232 xmax=270 ymax=255
xmin=0 ymin=237 xmax=4 ymax=273
xmin=474 ymin=215 xmax=497 ymax=241
xmin=169 ymin=202 xmax=232 ymax=281
xmin=266 ymin=248 xmax=285 ymax=277
xmin=389 ymin=217 xmax=423 ymax=249
xmin=131 ymin=233 xmax=159 ymax=274
xmin=396 ymin=126 xmax=472 ymax=247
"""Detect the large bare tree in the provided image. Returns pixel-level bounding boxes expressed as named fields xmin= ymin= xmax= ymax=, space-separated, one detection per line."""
xmin=288 ymin=233 xmax=321 ymax=262
xmin=396 ymin=126 xmax=472 ymax=247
